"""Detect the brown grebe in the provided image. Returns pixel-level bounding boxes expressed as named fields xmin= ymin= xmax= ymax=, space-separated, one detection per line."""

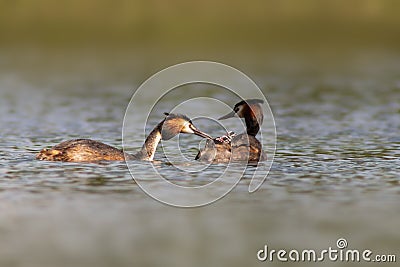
xmin=36 ymin=113 xmax=212 ymax=162
xmin=195 ymin=99 xmax=266 ymax=163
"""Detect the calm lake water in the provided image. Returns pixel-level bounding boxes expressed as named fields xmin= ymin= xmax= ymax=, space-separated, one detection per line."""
xmin=0 ymin=48 xmax=399 ymax=267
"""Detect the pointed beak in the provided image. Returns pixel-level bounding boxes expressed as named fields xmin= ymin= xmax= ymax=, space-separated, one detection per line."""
xmin=190 ymin=125 xmax=213 ymax=139
xmin=218 ymin=110 xmax=236 ymax=120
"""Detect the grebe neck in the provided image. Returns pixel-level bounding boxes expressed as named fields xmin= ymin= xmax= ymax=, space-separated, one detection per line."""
xmin=134 ymin=121 xmax=163 ymax=161
xmin=245 ymin=115 xmax=260 ymax=136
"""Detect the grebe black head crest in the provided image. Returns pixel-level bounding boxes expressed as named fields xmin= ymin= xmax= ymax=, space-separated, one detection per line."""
xmin=161 ymin=112 xmax=212 ymax=141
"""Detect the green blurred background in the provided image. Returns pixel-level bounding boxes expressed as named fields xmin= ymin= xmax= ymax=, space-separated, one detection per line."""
xmin=2 ymin=0 xmax=399 ymax=88
xmin=1 ymin=0 xmax=399 ymax=50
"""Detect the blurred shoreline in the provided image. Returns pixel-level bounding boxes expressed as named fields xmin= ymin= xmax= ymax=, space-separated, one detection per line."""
xmin=0 ymin=0 xmax=399 ymax=50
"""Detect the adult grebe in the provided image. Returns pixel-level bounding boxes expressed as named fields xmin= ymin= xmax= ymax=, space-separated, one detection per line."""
xmin=195 ymin=99 xmax=266 ymax=163
xmin=36 ymin=113 xmax=212 ymax=162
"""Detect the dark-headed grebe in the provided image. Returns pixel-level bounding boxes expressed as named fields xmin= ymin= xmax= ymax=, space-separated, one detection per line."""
xmin=36 ymin=113 xmax=212 ymax=162
xmin=195 ymin=99 xmax=266 ymax=163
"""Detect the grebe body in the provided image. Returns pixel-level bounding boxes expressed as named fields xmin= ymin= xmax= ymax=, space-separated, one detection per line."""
xmin=196 ymin=99 xmax=266 ymax=163
xmin=36 ymin=113 xmax=211 ymax=162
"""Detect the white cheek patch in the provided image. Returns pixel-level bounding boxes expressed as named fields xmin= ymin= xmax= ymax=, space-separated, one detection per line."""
xmin=183 ymin=123 xmax=194 ymax=134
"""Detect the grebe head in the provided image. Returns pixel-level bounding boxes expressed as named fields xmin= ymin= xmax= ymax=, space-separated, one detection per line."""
xmin=218 ymin=99 xmax=264 ymax=136
xmin=219 ymin=99 xmax=264 ymax=120
xmin=161 ymin=113 xmax=212 ymax=141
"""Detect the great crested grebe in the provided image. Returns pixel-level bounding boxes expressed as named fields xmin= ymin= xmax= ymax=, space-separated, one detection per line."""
xmin=195 ymin=99 xmax=266 ymax=163
xmin=36 ymin=113 xmax=212 ymax=162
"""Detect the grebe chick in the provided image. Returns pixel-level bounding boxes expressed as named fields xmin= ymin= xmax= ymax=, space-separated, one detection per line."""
xmin=195 ymin=99 xmax=266 ymax=163
xmin=36 ymin=113 xmax=212 ymax=162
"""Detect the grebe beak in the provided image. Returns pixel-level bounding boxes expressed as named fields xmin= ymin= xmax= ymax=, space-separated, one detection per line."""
xmin=190 ymin=125 xmax=213 ymax=139
xmin=218 ymin=110 xmax=236 ymax=120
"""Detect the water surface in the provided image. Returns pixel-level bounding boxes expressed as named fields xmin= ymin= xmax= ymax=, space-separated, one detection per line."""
xmin=0 ymin=49 xmax=399 ymax=267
